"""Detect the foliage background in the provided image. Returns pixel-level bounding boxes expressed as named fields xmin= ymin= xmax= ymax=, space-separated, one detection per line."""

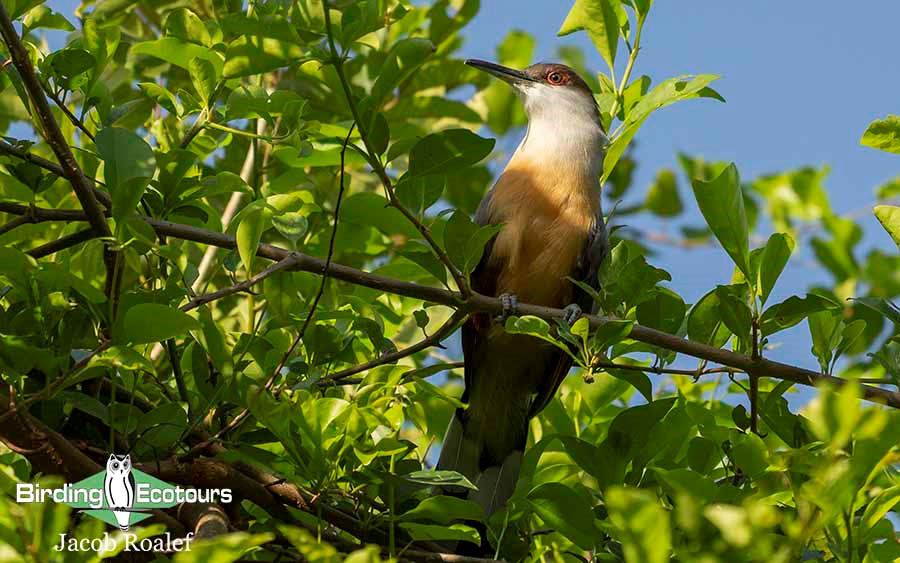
xmin=0 ymin=0 xmax=898 ymax=562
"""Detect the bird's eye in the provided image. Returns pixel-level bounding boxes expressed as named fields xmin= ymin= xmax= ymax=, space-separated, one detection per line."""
xmin=547 ymin=72 xmax=564 ymax=85
xmin=113 ymin=463 xmax=119 ymax=469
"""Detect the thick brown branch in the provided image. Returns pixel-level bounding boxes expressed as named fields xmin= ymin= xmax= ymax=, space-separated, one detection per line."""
xmin=3 ymin=202 xmax=899 ymax=408
xmin=176 ymin=503 xmax=229 ymax=540
xmin=0 ymin=390 xmax=186 ymax=535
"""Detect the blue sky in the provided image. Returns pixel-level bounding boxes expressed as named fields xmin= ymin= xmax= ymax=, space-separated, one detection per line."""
xmin=40 ymin=1 xmax=900 ymax=397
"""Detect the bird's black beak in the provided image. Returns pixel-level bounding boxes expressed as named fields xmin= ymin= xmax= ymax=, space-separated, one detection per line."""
xmin=465 ymin=59 xmax=533 ymax=85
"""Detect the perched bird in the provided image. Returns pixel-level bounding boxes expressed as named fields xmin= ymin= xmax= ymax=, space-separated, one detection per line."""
xmin=437 ymin=60 xmax=609 ymax=518
xmin=104 ymin=453 xmax=136 ymax=531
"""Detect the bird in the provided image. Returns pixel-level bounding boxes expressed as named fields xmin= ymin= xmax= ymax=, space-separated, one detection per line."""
xmin=104 ymin=453 xmax=136 ymax=531
xmin=437 ymin=59 xmax=610 ymax=521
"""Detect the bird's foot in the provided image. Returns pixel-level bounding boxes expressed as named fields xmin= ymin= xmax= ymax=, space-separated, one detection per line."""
xmin=494 ymin=293 xmax=519 ymax=323
xmin=562 ymin=303 xmax=582 ymax=325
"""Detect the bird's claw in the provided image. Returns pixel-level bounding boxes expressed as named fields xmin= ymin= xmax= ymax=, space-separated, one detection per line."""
xmin=495 ymin=293 xmax=519 ymax=323
xmin=562 ymin=303 xmax=582 ymax=325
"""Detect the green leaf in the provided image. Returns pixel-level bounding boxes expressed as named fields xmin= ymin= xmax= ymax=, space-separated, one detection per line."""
xmin=636 ymin=288 xmax=686 ymax=334
xmin=340 ymin=192 xmax=419 ymax=239
xmin=95 ymin=127 xmax=156 ymax=222
xmin=367 ymin=38 xmax=434 ymax=110
xmin=504 ymin=316 xmax=572 ymax=355
xmin=23 ymin=6 xmax=74 ymax=32
xmin=164 ymin=8 xmax=212 ymax=47
xmin=730 ymin=431 xmax=768 ymax=478
xmin=760 ymin=293 xmax=840 ymax=337
xmin=139 ymin=82 xmax=182 ymax=116
xmin=401 ymin=470 xmax=476 ymax=490
xmin=172 ymin=532 xmax=274 ymax=563
xmin=852 ymin=297 xmax=900 ymax=326
xmin=188 ymin=57 xmax=218 ymax=107
xmin=442 ymin=210 xmax=502 ymax=275
xmin=687 ymin=289 xmax=731 ymax=347
xmin=131 ymin=37 xmax=224 ymax=77
xmin=691 ymin=163 xmax=751 ymax=279
xmin=645 ymin=169 xmax=682 ymax=217
xmin=602 ymin=76 xmax=723 ymax=184
xmin=808 ymin=310 xmax=841 ymax=373
xmin=526 ymin=482 xmax=599 ymax=550
xmin=397 ymin=522 xmax=480 ymax=544
xmin=860 ymin=115 xmax=900 ymax=154
xmin=122 ymin=304 xmax=199 ymax=345
xmin=236 ymin=205 xmax=265 ymax=274
xmin=629 ymin=75 xmax=723 ymax=126
xmin=757 ymin=232 xmax=794 ymax=305
xmin=860 ymin=485 xmax=900 ymax=542
xmin=874 ymin=205 xmax=900 ymax=249
xmin=558 ymin=0 xmax=619 ymax=72
xmin=715 ymin=285 xmax=752 ymax=346
xmin=834 ymin=319 xmax=866 ymax=365
xmin=480 ymin=31 xmax=534 ymax=135
xmin=395 ymin=175 xmax=444 ymax=218
xmin=605 ymin=487 xmax=671 ymax=563
xmin=271 ymin=212 xmax=308 ymax=243
xmin=398 ymin=495 xmax=484 ymax=524
xmin=686 ymin=436 xmax=719 ymax=474
xmin=222 ymin=33 xmax=305 ymax=78
xmin=408 ymin=129 xmax=494 ymax=178
xmin=653 ymin=467 xmax=717 ymax=502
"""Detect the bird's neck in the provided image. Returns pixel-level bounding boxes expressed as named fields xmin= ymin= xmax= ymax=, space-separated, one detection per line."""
xmin=509 ymin=111 xmax=607 ymax=190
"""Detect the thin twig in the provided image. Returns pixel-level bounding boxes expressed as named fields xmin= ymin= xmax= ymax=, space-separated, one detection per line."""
xmin=166 ymin=338 xmax=192 ymax=419
xmin=26 ymin=227 xmax=95 ymax=257
xmin=315 ymin=310 xmax=468 ymax=387
xmin=321 ymin=1 xmax=470 ymax=297
xmin=181 ymin=255 xmax=299 ymax=312
xmin=42 ymin=84 xmax=95 ymax=142
xmin=185 ymin=123 xmax=359 ymax=452
xmin=0 ymin=213 xmax=30 ymax=236
xmin=0 ymin=4 xmax=109 ymax=238
xmin=591 ymin=359 xmax=739 ymax=378
xmin=0 ymin=140 xmax=112 ymax=208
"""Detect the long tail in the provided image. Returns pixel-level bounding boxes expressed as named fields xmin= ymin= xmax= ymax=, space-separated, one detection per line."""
xmin=436 ymin=409 xmax=524 ymax=517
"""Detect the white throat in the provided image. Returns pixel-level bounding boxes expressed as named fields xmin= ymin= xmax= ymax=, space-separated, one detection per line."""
xmin=511 ymin=82 xmax=608 ymax=182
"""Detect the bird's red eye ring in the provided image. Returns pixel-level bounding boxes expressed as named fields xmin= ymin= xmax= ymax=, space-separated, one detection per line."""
xmin=547 ymin=71 xmax=564 ymax=85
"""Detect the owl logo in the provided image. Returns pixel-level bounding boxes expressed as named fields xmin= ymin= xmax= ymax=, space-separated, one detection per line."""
xmin=104 ymin=454 xmax=135 ymax=531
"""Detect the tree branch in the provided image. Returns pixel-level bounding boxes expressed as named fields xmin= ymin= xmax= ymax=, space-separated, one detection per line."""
xmin=188 ymin=123 xmax=358 ymax=450
xmin=321 ymin=1 xmax=470 ymax=297
xmin=181 ymin=255 xmax=299 ymax=312
xmin=0 ymin=5 xmax=110 ymax=238
xmin=0 ymin=389 xmax=186 ymax=535
xmin=42 ymin=84 xmax=95 ymax=142
xmin=3 ymin=203 xmax=899 ymax=408
xmin=26 ymin=227 xmax=94 ymax=258
xmin=316 ymin=310 xmax=468 ymax=387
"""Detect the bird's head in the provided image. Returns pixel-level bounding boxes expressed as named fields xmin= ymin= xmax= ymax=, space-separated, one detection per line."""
xmin=466 ymin=59 xmax=601 ymax=131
